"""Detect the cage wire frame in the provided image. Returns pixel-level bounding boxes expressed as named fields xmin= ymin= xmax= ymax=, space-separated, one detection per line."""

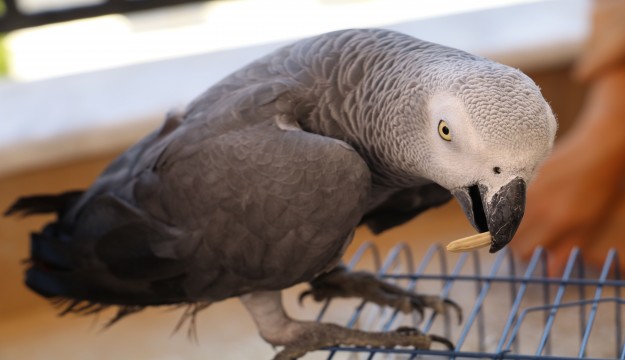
xmin=313 ymin=242 xmax=625 ymax=360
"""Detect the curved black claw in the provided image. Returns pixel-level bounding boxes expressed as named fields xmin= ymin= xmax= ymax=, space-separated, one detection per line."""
xmin=429 ymin=334 xmax=455 ymax=350
xmin=443 ymin=298 xmax=463 ymax=325
xmin=298 ymin=290 xmax=313 ymax=306
xmin=407 ymin=298 xmax=426 ymax=320
xmin=395 ymin=326 xmax=423 ymax=335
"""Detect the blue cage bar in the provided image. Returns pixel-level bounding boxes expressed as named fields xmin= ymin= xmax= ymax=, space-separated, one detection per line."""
xmin=315 ymin=242 xmax=624 ymax=360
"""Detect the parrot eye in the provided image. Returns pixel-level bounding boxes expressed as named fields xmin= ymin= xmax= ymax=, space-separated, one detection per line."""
xmin=438 ymin=120 xmax=451 ymax=141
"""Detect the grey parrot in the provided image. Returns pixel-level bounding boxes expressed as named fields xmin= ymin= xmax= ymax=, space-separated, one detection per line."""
xmin=6 ymin=29 xmax=556 ymax=358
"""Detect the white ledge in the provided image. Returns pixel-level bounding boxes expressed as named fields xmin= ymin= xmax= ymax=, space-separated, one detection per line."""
xmin=0 ymin=0 xmax=590 ymax=177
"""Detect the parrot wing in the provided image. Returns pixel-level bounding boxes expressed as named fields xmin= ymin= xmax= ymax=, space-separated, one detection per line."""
xmin=19 ymin=112 xmax=372 ymax=308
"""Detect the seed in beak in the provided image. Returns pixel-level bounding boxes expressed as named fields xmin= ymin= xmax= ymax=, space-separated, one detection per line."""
xmin=446 ymin=232 xmax=492 ymax=252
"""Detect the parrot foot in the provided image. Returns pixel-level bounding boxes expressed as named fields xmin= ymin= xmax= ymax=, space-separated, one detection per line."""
xmin=241 ymin=291 xmax=453 ymax=360
xmin=299 ymin=265 xmax=462 ymax=324
xmin=271 ymin=323 xmax=453 ymax=360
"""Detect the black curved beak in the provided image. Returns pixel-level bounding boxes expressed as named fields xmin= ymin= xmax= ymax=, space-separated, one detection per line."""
xmin=452 ymin=177 xmax=526 ymax=253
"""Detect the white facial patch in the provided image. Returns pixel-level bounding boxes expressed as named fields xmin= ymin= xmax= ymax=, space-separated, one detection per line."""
xmin=424 ymin=88 xmax=556 ymax=201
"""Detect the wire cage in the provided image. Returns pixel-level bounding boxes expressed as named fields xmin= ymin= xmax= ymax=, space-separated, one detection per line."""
xmin=315 ymin=242 xmax=624 ymax=360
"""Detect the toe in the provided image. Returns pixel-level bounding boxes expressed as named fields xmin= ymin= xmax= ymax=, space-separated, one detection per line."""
xmin=394 ymin=326 xmax=423 ymax=336
xmin=393 ymin=326 xmax=454 ymax=350
xmin=415 ymin=295 xmax=463 ymax=325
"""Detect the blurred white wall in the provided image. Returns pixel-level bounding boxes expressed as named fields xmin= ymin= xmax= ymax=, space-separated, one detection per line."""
xmin=6 ymin=0 xmax=545 ymax=81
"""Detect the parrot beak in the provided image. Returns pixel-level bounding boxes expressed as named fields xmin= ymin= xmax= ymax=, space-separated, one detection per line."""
xmin=452 ymin=177 xmax=526 ymax=253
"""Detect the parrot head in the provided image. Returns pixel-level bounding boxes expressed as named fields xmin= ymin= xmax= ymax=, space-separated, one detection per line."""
xmin=420 ymin=63 xmax=557 ymax=253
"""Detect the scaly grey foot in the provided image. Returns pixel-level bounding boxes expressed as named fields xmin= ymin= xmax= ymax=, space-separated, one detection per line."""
xmin=273 ymin=324 xmax=453 ymax=360
xmin=240 ymin=291 xmax=454 ymax=360
xmin=299 ymin=265 xmax=462 ymax=324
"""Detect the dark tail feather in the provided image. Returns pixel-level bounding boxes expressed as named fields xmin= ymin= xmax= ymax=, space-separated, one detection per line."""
xmin=25 ymin=266 xmax=146 ymax=327
xmin=12 ymin=191 xmax=210 ymax=330
xmin=31 ymin=228 xmax=73 ymax=270
xmin=4 ymin=191 xmax=84 ymax=217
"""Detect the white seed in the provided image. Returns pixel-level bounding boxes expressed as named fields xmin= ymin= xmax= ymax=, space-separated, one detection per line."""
xmin=446 ymin=232 xmax=492 ymax=252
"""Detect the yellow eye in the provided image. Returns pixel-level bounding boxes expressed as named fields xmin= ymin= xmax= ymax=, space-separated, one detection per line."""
xmin=438 ymin=120 xmax=452 ymax=141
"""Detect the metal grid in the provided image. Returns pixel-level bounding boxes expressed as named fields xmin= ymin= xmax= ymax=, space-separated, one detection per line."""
xmin=316 ymin=242 xmax=624 ymax=359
